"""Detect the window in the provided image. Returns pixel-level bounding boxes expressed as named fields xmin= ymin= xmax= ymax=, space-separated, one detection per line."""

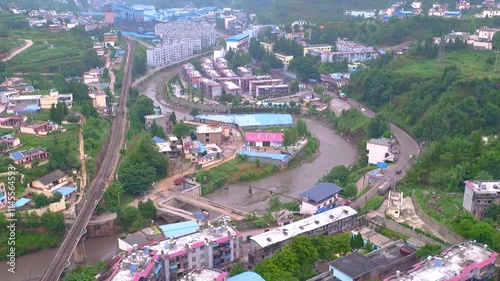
xmin=200 ymin=254 xmax=205 ymax=259
xmin=200 ymin=245 xmax=205 ymax=250
xmin=206 ymin=139 xmax=209 ymax=142
xmin=205 ymin=133 xmax=209 ymax=137
xmin=317 ymin=205 xmax=320 ymax=209
xmin=192 ymin=257 xmax=196 ymax=262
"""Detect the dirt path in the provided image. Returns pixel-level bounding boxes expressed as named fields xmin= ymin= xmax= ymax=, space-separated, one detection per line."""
xmin=73 ymin=118 xmax=87 ymax=206
xmin=2 ymin=39 xmax=33 ymax=62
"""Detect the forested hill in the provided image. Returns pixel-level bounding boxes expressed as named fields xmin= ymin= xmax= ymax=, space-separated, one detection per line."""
xmin=346 ymin=48 xmax=500 ymax=250
xmin=0 ymin=0 xmax=88 ymax=11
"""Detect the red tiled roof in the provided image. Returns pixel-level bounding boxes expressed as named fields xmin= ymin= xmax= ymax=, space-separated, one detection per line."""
xmin=245 ymin=132 xmax=283 ymax=142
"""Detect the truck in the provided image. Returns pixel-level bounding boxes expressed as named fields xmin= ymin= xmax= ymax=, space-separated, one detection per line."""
xmin=174 ymin=177 xmax=186 ymax=185
xmin=338 ymin=92 xmax=348 ymax=101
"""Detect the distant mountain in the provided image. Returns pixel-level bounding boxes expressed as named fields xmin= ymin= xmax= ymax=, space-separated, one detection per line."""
xmin=0 ymin=0 xmax=88 ymax=12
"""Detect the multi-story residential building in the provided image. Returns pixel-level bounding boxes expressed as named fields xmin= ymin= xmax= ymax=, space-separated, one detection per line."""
xmin=8 ymin=95 xmax=41 ymax=107
xmin=385 ymin=241 xmax=498 ymax=281
xmin=344 ymin=10 xmax=377 ymax=18
xmin=196 ymin=124 xmax=223 ymax=144
xmin=433 ymin=31 xmax=471 ymax=45
xmin=249 ymin=206 xmax=358 ymax=264
xmin=89 ymin=91 xmax=107 ymax=109
xmin=260 ymin=42 xmax=274 ymax=52
xmin=221 ymin=81 xmax=242 ymax=96
xmin=0 ymin=182 xmax=6 ymax=207
xmin=199 ymin=78 xmax=222 ymax=99
xmin=214 ymin=57 xmax=229 ymax=71
xmin=303 ymin=44 xmax=333 ymax=56
xmin=147 ymin=39 xmax=200 ymax=68
xmin=145 ymin=114 xmax=171 ymax=132
xmin=221 ymin=69 xmax=237 ymax=78
xmin=463 ymin=180 xmax=500 ymax=219
xmin=236 ymin=67 xmax=252 ymax=77
xmin=150 ymin=224 xmax=240 ymax=279
xmin=226 ymin=33 xmax=250 ymax=51
xmin=299 ymin=182 xmax=343 ymax=215
xmin=477 ymin=27 xmax=500 ymax=41
xmin=238 ymin=76 xmax=272 ymax=93
xmin=152 ymin=136 xmax=182 ymax=159
xmin=154 ymin=21 xmax=216 ymax=48
xmin=309 ymin=39 xmax=380 ymax=63
xmin=249 ymin=79 xmax=283 ymax=95
xmin=39 ymin=90 xmax=73 ymax=109
xmin=475 ymin=9 xmax=500 ymax=18
xmin=30 ymin=169 xmax=70 ymax=194
xmin=255 ymin=84 xmax=290 ymax=99
xmin=19 ymin=122 xmax=59 ymax=135
xmin=186 ymin=70 xmax=202 ymax=88
xmin=428 ymin=3 xmax=448 ymax=16
xmin=366 ymin=138 xmax=397 ymax=165
xmin=274 ymin=53 xmax=294 ymax=70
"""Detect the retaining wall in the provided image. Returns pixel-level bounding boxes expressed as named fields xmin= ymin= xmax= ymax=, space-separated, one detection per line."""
xmin=384 ymin=219 xmax=447 ymax=247
xmin=410 ymin=192 xmax=464 ymax=245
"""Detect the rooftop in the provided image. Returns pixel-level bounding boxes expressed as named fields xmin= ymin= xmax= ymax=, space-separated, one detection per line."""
xmin=352 ymin=226 xmax=393 ymax=248
xmin=158 ymin=221 xmax=200 ymax=239
xmin=366 ymin=240 xmax=417 ymax=266
xmin=250 ymin=206 xmax=357 ymax=248
xmin=245 ymin=132 xmax=283 ymax=142
xmin=54 ymin=186 xmax=77 ymax=196
xmin=299 ymin=182 xmax=343 ymax=204
xmin=329 ymin=252 xmax=380 ymax=278
xmin=8 ymin=95 xmax=42 ymax=100
xmin=152 ymin=136 xmax=166 ymax=144
xmin=144 ymin=114 xmax=168 ymax=120
xmin=226 ymin=33 xmax=249 ymax=42
xmin=368 ymin=138 xmax=395 ymax=147
xmin=196 ymin=124 xmax=223 ymax=134
xmin=195 ymin=114 xmax=293 ymax=127
xmin=237 ymin=150 xmax=287 ymax=161
xmin=222 ymin=81 xmax=241 ymax=90
xmin=464 ymin=180 xmax=500 ymax=194
xmin=388 ymin=242 xmax=498 ymax=281
xmin=15 ymin=197 xmax=31 ymax=207
xmin=120 ymin=227 xmax=165 ymax=249
xmin=36 ymin=169 xmax=66 ymax=185
xmin=181 ymin=267 xmax=228 ymax=281
xmin=149 ymin=225 xmax=238 ymax=256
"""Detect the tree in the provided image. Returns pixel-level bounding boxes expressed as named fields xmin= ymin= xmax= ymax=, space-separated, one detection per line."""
xmin=288 ymin=236 xmax=319 ymax=266
xmin=118 ymin=162 xmax=156 ymax=194
xmin=416 ymin=243 xmax=442 ymax=258
xmin=172 ymin=122 xmax=195 ymax=138
xmin=364 ymin=242 xmax=374 ymax=253
xmin=268 ymin=195 xmax=282 ymax=212
xmin=103 ymin=182 xmax=124 ymax=212
xmin=492 ymin=31 xmax=500 ymax=50
xmin=343 ymin=183 xmax=358 ymax=198
xmin=169 ymin=111 xmax=177 ymax=125
xmin=40 ymin=210 xmax=66 ymax=234
xmin=32 ymin=193 xmax=51 ymax=208
xmin=190 ymin=108 xmax=199 ymax=117
xmin=138 ymin=199 xmax=156 ymax=220
xmin=321 ymin=165 xmax=350 ymax=187
xmin=119 ymin=206 xmax=145 ymax=230
xmin=150 ymin=121 xmax=165 ymax=139
xmin=282 ymin=127 xmax=299 ymax=151
xmin=366 ymin=114 xmax=390 ymax=139
xmin=290 ymin=80 xmax=299 ymax=93
xmin=296 ymin=119 xmax=309 ymax=136
xmin=229 ymin=263 xmax=246 ymax=277
xmin=49 ymin=104 xmax=57 ymax=121
xmin=485 ymin=203 xmax=500 ymax=223
xmin=260 ymin=61 xmax=271 ymax=74
xmin=351 ymin=233 xmax=364 ymax=249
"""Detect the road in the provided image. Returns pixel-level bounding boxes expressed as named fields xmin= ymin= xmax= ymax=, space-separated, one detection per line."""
xmin=1 ymin=39 xmax=33 ymax=62
xmin=39 ymin=38 xmax=135 ymax=281
xmin=342 ymin=96 xmax=421 ymax=209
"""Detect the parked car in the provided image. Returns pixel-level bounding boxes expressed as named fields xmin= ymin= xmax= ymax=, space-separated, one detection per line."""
xmin=174 ymin=177 xmax=186 ymax=185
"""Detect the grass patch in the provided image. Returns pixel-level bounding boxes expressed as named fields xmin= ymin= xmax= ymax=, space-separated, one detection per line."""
xmin=379 ymin=228 xmax=410 ymax=240
xmin=0 ymin=38 xmax=24 ymax=53
xmin=359 ymin=195 xmax=384 ymax=215
xmin=196 ymin=156 xmax=279 ymax=195
xmin=0 ymin=124 xmax=79 ymax=153
xmin=5 ymin=30 xmax=91 ymax=73
xmin=389 ymin=50 xmax=497 ymax=79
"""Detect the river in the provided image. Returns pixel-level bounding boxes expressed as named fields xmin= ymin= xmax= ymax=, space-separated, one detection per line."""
xmin=1 ymin=234 xmax=121 ymax=281
xmin=137 ymin=65 xmax=359 ymax=211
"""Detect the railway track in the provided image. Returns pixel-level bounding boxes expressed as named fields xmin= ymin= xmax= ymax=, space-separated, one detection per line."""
xmin=40 ymin=38 xmax=135 ymax=281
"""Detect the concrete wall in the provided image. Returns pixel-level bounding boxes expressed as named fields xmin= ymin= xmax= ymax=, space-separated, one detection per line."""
xmin=410 ymin=192 xmax=464 ymax=245
xmin=383 ymin=219 xmax=447 ymax=247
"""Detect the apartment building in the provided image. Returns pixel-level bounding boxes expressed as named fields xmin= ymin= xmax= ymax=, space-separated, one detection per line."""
xmin=221 ymin=81 xmax=242 ymax=96
xmin=249 ymin=79 xmax=283 ymax=95
xmin=385 ymin=241 xmax=498 ymax=281
xmin=39 ymin=90 xmax=73 ymax=109
xmin=255 ymin=84 xmax=290 ymax=99
xmin=274 ymin=53 xmax=294 ymax=70
xmin=154 ymin=21 xmax=216 ymax=48
xmin=147 ymin=39 xmax=200 ymax=68
xmin=0 ymin=116 xmax=27 ymax=128
xmin=463 ymin=180 xmax=500 ymax=219
xmin=150 ymin=225 xmax=240 ymax=279
xmin=196 ymin=124 xmax=223 ymax=144
xmin=249 ymin=206 xmax=358 ymax=264
xmin=303 ymin=44 xmax=333 ymax=56
xmin=226 ymin=33 xmax=250 ymax=51
xmin=221 ymin=69 xmax=237 ymax=78
xmin=236 ymin=66 xmax=252 ymax=77
xmin=199 ymin=78 xmax=222 ymax=99
xmin=238 ymin=76 xmax=272 ymax=93
xmin=8 ymin=95 xmax=41 ymax=107
xmin=299 ymin=182 xmax=343 ymax=215
xmin=145 ymin=114 xmax=171 ymax=132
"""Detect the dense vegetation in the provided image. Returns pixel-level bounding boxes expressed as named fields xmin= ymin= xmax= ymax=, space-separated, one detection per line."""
xmin=254 ymin=233 xmax=351 ymax=281
xmin=0 ymin=211 xmax=66 ymax=259
xmin=347 ymin=45 xmax=500 ymax=250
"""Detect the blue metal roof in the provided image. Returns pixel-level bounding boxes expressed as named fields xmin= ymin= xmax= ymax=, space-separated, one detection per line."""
xmin=25 ymin=105 xmax=41 ymax=111
xmin=10 ymin=151 xmax=24 ymax=161
xmin=237 ymin=151 xmax=287 ymax=161
xmin=227 ymin=33 xmax=249 ymax=42
xmin=1 ymin=134 xmax=13 ymax=139
xmin=15 ymin=198 xmax=31 ymax=207
xmin=445 ymin=11 xmax=461 ymax=16
xmin=195 ymin=114 xmax=293 ymax=128
xmin=152 ymin=136 xmax=166 ymax=143
xmin=159 ymin=221 xmax=199 ymax=238
xmin=228 ymin=272 xmax=265 ymax=281
xmin=54 ymin=187 xmax=77 ymax=196
xmin=298 ymin=182 xmax=343 ymax=203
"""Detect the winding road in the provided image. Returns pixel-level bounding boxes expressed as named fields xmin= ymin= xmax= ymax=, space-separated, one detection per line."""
xmin=1 ymin=39 xmax=33 ymax=62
